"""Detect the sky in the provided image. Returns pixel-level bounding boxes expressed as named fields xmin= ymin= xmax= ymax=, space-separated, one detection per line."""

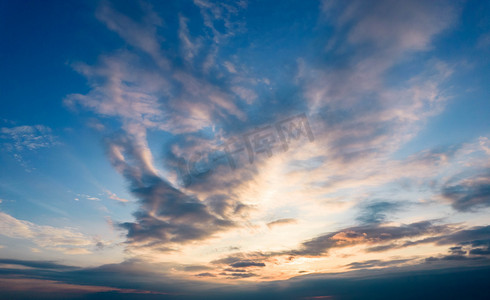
xmin=1 ymin=0 xmax=490 ymax=299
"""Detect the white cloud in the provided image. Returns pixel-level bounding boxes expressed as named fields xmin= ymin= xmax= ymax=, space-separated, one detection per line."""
xmin=105 ymin=190 xmax=129 ymax=203
xmin=224 ymin=61 xmax=237 ymax=73
xmin=231 ymin=86 xmax=257 ymax=104
xmin=179 ymin=14 xmax=201 ymax=63
xmin=76 ymin=194 xmax=101 ymax=202
xmin=96 ymin=1 xmax=168 ymax=69
xmin=479 ymin=137 xmax=490 ymax=155
xmin=0 ymin=211 xmax=97 ymax=255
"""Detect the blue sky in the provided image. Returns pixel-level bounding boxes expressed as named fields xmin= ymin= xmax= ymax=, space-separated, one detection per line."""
xmin=1 ymin=0 xmax=490 ymax=299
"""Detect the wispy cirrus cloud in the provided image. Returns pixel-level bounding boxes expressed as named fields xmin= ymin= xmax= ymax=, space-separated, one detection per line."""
xmin=0 ymin=125 xmax=58 ymax=152
xmin=0 ymin=125 xmax=59 ymax=170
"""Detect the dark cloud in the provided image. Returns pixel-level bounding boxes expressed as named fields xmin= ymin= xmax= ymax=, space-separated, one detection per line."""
xmin=346 ymin=259 xmax=412 ymax=270
xmin=229 ymin=260 xmax=266 ymax=268
xmin=105 ymin=134 xmax=235 ymax=250
xmin=469 ymin=248 xmax=490 ymax=255
xmin=208 ymin=224 xmax=490 ymax=276
xmin=210 ymin=253 xmax=268 ymax=279
xmin=424 ymin=242 xmax=487 ymax=262
xmin=0 ymin=259 xmax=215 ymax=299
xmin=2 ymin=258 xmax=490 ymax=299
xmin=0 ymin=259 xmax=77 ymax=270
xmin=362 ymin=225 xmax=490 ymax=256
xmin=223 ymin=268 xmax=247 ymax=273
xmin=442 ymin=172 xmax=490 ymax=212
xmin=203 ymin=193 xmax=250 ymax=219
xmin=439 ymin=228 xmax=490 ymax=258
xmin=181 ymin=265 xmax=213 ymax=272
xmin=356 ymin=201 xmax=402 ymax=224
xmin=425 ymin=247 xmax=484 ymax=263
xmin=225 ymin=272 xmax=257 ymax=279
xmin=434 ymin=225 xmax=490 ymax=246
xmin=291 ymin=221 xmax=450 ymax=256
xmin=365 ymin=244 xmax=398 ymax=252
xmin=211 ymin=255 xmax=245 ymax=266
xmin=195 ymin=272 xmax=215 ymax=277
xmin=448 ymin=246 xmax=466 ymax=256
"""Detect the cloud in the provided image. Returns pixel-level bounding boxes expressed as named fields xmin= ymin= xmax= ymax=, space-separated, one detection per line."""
xmin=0 ymin=277 xmax=169 ymax=299
xmin=296 ymin=0 xmax=457 ymax=177
xmin=224 ymin=61 xmax=237 ymax=74
xmin=0 ymin=258 xmax=77 ymax=270
xmin=193 ymin=0 xmax=245 ymax=44
xmin=57 ymin=0 xmax=490 ymax=285
xmin=289 ymin=221 xmax=452 ymax=256
xmin=66 ymin=1 xmax=249 ymax=136
xmin=229 ymin=260 xmax=266 ymax=268
xmin=1 ymin=258 xmax=490 ymax=299
xmin=368 ymin=225 xmax=490 ymax=255
xmin=224 ymin=272 xmax=257 ymax=279
xmin=0 ymin=125 xmax=59 ymax=169
xmin=182 ymin=265 xmax=213 ymax=272
xmin=356 ymin=201 xmax=402 ymax=224
xmin=346 ymin=259 xmax=413 ymax=270
xmin=0 ymin=258 xmax=214 ymax=297
xmin=479 ymin=137 xmax=490 ymax=155
xmin=104 ymin=133 xmax=235 ymax=252
xmin=0 ymin=211 xmax=99 ymax=255
xmin=178 ymin=14 xmax=201 ymax=63
xmin=95 ymin=1 xmax=168 ymax=68
xmin=105 ymin=190 xmax=129 ymax=203
xmin=0 ymin=125 xmax=58 ymax=152
xmin=407 ymin=144 xmax=462 ymax=167
xmin=195 ymin=272 xmax=216 ymax=277
xmin=314 ymin=0 xmax=456 ymax=102
xmin=267 ymin=218 xmax=297 ymax=228
xmin=434 ymin=225 xmax=490 ymax=247
xmin=333 ymin=0 xmax=455 ymax=54
xmin=424 ymin=240 xmax=490 ymax=262
xmin=76 ymin=194 xmax=101 ymax=202
xmin=442 ymin=171 xmax=490 ymax=211
xmin=231 ymin=86 xmax=258 ymax=104
xmin=64 ymin=0 xmax=258 ymax=255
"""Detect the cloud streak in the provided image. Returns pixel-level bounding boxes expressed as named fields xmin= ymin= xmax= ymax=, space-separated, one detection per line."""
xmin=0 ymin=212 xmax=98 ymax=255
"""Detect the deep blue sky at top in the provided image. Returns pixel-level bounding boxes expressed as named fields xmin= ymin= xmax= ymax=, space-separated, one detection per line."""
xmin=1 ymin=0 xmax=489 ymax=149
